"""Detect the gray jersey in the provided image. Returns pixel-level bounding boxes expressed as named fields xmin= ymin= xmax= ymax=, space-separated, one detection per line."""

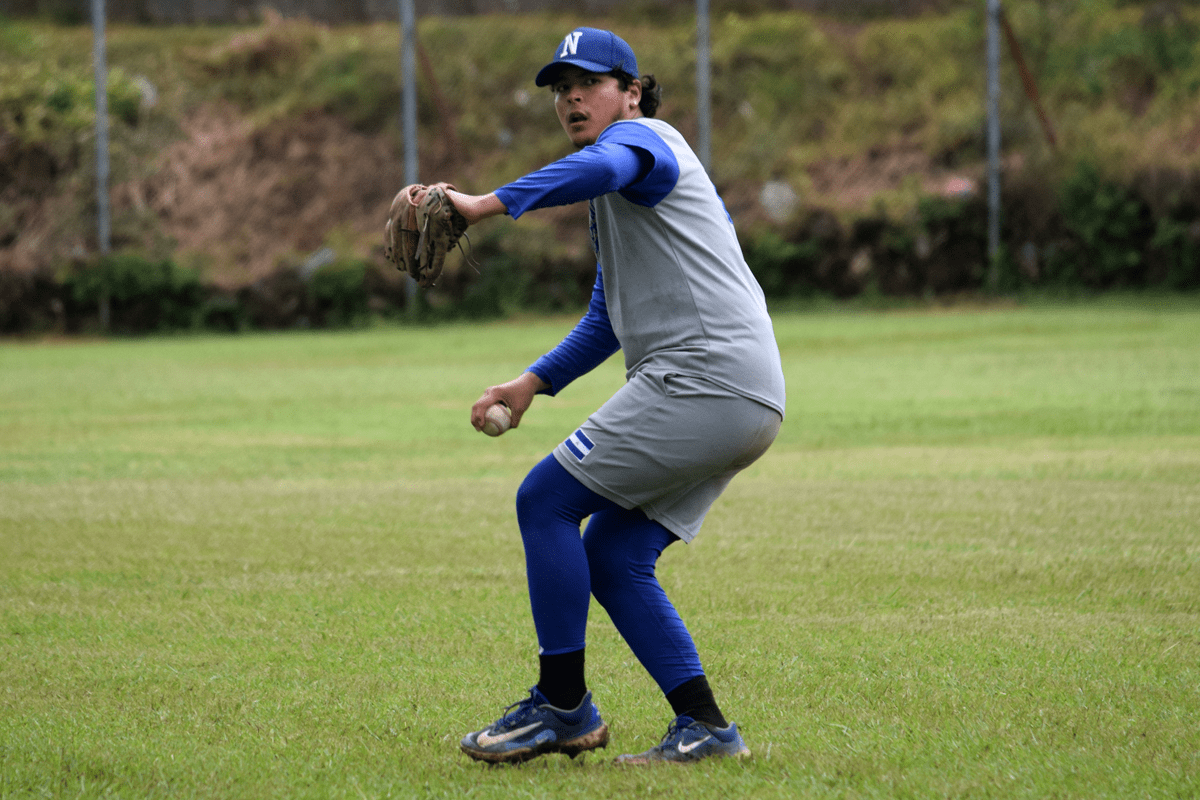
xmin=590 ymin=118 xmax=786 ymax=416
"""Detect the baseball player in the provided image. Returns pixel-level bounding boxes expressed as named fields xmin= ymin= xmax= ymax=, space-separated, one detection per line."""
xmin=434 ymin=27 xmax=786 ymax=764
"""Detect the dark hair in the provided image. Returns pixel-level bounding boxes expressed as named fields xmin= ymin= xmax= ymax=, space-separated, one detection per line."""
xmin=613 ymin=71 xmax=662 ymax=119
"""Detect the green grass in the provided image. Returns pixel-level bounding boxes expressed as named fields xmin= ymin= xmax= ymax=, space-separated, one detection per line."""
xmin=2 ymin=299 xmax=1199 ymax=798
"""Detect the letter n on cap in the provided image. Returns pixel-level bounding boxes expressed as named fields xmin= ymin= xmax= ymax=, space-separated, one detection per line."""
xmin=560 ymin=31 xmax=582 ymax=58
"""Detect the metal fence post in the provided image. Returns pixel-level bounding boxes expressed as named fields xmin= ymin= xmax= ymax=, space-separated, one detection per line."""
xmin=986 ymin=0 xmax=1002 ymax=291
xmin=400 ymin=0 xmax=419 ymax=314
xmin=92 ymin=0 xmax=111 ymax=330
xmin=696 ymin=0 xmax=712 ymax=173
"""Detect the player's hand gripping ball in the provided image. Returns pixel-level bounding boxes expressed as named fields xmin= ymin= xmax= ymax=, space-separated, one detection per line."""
xmin=384 ymin=183 xmax=470 ymax=288
xmin=481 ymin=402 xmax=512 ymax=437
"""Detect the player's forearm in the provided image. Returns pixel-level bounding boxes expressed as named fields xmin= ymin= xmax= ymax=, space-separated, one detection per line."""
xmin=517 ymin=370 xmax=551 ymax=394
xmin=528 ymin=270 xmax=620 ymax=396
xmin=445 ymin=190 xmax=508 ymax=225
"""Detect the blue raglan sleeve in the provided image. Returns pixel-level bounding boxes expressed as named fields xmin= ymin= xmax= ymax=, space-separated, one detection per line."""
xmin=527 ymin=265 xmax=619 ymax=396
xmin=496 ymin=121 xmax=679 ymax=217
xmin=501 ymin=122 xmax=681 ymax=393
xmin=495 ymin=143 xmax=646 ymax=219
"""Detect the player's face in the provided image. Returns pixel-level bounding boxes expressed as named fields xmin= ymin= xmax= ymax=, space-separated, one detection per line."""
xmin=551 ymin=67 xmax=642 ymax=148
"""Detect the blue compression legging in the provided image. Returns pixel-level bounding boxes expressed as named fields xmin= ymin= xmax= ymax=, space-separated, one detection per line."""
xmin=515 ymin=454 xmax=704 ymax=695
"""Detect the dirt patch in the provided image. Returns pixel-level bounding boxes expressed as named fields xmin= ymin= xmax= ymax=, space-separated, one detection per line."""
xmin=0 ymin=129 xmax=85 ymax=273
xmin=115 ymin=104 xmax=408 ymax=286
xmin=5 ymin=100 xmax=984 ymax=286
xmin=805 ymin=145 xmax=978 ymax=210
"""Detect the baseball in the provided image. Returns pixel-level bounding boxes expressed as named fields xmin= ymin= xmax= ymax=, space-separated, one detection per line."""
xmin=481 ymin=402 xmax=512 ymax=437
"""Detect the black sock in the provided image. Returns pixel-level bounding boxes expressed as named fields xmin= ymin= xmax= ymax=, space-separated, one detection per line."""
xmin=537 ymin=649 xmax=587 ymax=710
xmin=665 ymin=674 xmax=728 ymax=729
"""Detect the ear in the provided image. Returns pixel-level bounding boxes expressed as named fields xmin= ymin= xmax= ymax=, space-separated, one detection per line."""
xmin=627 ymin=79 xmax=642 ymax=112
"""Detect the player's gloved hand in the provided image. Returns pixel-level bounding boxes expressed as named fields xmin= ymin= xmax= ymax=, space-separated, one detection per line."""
xmin=384 ymin=182 xmax=470 ymax=288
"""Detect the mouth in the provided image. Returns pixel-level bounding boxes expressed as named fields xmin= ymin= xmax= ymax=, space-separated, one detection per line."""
xmin=567 ymin=112 xmax=588 ymax=126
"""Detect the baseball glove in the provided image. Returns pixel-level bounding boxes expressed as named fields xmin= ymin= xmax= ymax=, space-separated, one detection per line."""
xmin=384 ymin=183 xmax=470 ymax=288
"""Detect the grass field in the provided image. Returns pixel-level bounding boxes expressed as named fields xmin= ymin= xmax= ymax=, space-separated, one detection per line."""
xmin=2 ymin=298 xmax=1198 ymax=799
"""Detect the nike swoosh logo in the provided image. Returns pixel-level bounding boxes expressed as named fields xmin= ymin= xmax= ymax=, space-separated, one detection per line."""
xmin=677 ymin=734 xmax=713 ymax=754
xmin=476 ymin=722 xmax=542 ymax=748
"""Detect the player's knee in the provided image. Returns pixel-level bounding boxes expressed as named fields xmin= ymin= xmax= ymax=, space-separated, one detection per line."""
xmin=515 ymin=468 xmax=551 ymax=527
xmin=582 ymin=533 xmax=613 ymax=578
xmin=583 ymin=533 xmax=644 ymax=603
xmin=515 ymin=455 xmax=584 ymax=529
xmin=584 ymin=542 xmax=623 ymax=604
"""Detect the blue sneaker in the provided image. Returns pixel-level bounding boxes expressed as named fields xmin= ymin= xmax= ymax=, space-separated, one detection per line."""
xmin=615 ymin=715 xmax=750 ymax=764
xmin=460 ymin=687 xmax=609 ymax=764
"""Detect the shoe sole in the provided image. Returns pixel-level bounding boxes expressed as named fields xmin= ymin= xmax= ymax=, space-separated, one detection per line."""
xmin=615 ymin=745 xmax=751 ymax=765
xmin=462 ymin=722 xmax=610 ymax=764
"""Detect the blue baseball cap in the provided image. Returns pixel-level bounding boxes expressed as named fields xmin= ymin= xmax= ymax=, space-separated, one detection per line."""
xmin=535 ymin=27 xmax=639 ymax=87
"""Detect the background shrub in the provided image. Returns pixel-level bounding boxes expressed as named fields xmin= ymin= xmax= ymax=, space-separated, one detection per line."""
xmin=63 ymin=253 xmax=204 ymax=333
xmin=308 ymin=259 xmax=370 ymax=328
xmin=1053 ymin=162 xmax=1155 ymax=288
xmin=1151 ymin=212 xmax=1200 ymax=290
xmin=742 ymin=231 xmax=824 ymax=299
